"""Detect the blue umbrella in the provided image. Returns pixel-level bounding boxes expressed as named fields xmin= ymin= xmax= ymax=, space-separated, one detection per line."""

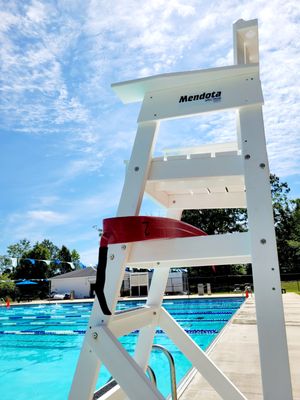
xmin=16 ymin=280 xmax=38 ymax=285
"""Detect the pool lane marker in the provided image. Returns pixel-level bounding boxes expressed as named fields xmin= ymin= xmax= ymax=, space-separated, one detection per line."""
xmin=0 ymin=321 xmax=83 ymax=326
xmin=0 ymin=328 xmax=218 ymax=336
xmin=0 ymin=311 xmax=232 ymax=322
xmin=0 ymin=314 xmax=90 ymax=321
xmin=0 ymin=330 xmax=86 ymax=335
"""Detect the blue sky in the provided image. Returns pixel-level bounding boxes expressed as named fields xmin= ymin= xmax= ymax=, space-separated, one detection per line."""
xmin=1 ymin=0 xmax=299 ymax=265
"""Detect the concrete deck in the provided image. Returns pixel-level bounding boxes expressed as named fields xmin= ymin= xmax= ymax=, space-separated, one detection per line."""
xmin=179 ymin=293 xmax=300 ymax=399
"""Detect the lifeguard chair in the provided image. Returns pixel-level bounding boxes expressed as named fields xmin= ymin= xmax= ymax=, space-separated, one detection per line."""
xmin=69 ymin=19 xmax=293 ymax=400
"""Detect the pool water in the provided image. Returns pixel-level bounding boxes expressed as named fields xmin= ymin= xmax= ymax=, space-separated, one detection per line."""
xmin=0 ymin=297 xmax=244 ymax=399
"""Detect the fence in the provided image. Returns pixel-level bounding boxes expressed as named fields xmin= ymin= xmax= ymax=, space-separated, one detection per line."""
xmin=182 ymin=272 xmax=300 ymax=295
xmin=120 ymin=272 xmax=300 ymax=296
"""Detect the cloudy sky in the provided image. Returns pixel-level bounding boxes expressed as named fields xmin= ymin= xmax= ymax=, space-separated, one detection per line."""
xmin=1 ymin=0 xmax=299 ymax=265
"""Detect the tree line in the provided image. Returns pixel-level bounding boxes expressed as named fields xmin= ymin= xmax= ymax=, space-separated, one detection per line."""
xmin=0 ymin=240 xmax=81 ymax=300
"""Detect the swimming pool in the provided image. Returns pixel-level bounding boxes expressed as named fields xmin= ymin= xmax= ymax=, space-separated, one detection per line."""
xmin=0 ymin=297 xmax=244 ymax=399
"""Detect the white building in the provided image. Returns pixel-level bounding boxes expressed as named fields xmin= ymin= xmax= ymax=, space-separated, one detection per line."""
xmin=149 ymin=269 xmax=188 ymax=294
xmin=50 ymin=268 xmax=187 ymax=299
xmin=50 ymin=267 xmax=97 ymax=299
xmin=165 ymin=269 xmax=188 ymax=294
xmin=50 ymin=268 xmax=143 ymax=299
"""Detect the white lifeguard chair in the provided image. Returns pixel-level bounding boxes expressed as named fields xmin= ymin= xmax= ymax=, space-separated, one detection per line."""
xmin=69 ymin=19 xmax=293 ymax=400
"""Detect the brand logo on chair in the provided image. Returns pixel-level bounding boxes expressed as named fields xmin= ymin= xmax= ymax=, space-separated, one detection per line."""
xmin=179 ymin=91 xmax=222 ymax=103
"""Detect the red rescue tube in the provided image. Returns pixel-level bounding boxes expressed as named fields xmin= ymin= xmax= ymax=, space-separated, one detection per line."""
xmin=96 ymin=216 xmax=207 ymax=315
xmin=100 ymin=216 xmax=207 ymax=247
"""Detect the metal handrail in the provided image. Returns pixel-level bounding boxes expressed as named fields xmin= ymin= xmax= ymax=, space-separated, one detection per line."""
xmin=150 ymin=344 xmax=178 ymax=400
xmin=95 ymin=345 xmax=177 ymax=400
xmin=146 ymin=365 xmax=157 ymax=386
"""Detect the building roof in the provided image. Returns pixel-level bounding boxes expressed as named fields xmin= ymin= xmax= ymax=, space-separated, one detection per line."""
xmin=50 ymin=267 xmax=97 ymax=280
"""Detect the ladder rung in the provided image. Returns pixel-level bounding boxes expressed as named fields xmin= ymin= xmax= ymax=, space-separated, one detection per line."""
xmin=108 ymin=306 xmax=159 ymax=337
xmin=93 ymin=379 xmax=117 ymax=399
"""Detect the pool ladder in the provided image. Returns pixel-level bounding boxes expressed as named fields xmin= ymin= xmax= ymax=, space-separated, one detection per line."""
xmin=147 ymin=344 xmax=178 ymax=400
xmin=94 ymin=345 xmax=177 ymax=400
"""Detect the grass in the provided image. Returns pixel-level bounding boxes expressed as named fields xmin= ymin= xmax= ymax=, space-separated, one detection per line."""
xmin=281 ymin=281 xmax=300 ymax=294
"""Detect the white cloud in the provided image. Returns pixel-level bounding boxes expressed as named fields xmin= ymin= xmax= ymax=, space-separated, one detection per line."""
xmin=26 ymin=0 xmax=47 ymax=24
xmin=65 ymin=158 xmax=105 ymax=177
xmin=27 ymin=210 xmax=69 ymax=223
xmin=3 ymin=0 xmax=297 ymax=178
xmin=0 ymin=10 xmax=20 ymax=32
xmin=6 ymin=1 xmax=299 ymax=176
xmin=0 ymin=2 xmax=88 ymax=134
xmin=8 ymin=209 xmax=69 ymax=226
xmin=3 ymin=209 xmax=70 ymax=247
xmin=35 ymin=196 xmax=60 ymax=207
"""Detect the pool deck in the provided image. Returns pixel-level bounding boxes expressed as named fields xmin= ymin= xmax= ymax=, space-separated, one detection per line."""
xmin=179 ymin=292 xmax=300 ymax=400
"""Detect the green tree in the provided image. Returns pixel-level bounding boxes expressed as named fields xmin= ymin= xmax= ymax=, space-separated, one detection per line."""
xmin=71 ymin=249 xmax=80 ymax=263
xmin=181 ymin=208 xmax=248 ymax=278
xmin=181 ymin=174 xmax=298 ymax=277
xmin=7 ymin=239 xmax=31 ymax=258
xmin=270 ymin=174 xmax=298 ymax=273
xmin=3 ymin=239 xmax=83 ymax=298
xmin=51 ymin=245 xmax=74 ymax=275
xmin=40 ymin=239 xmax=59 ymax=259
xmin=287 ymin=199 xmax=300 ymax=270
xmin=57 ymin=245 xmax=72 ymax=262
xmin=25 ymin=242 xmax=51 ymax=261
xmin=14 ymin=241 xmax=50 ymax=280
xmin=9 ymin=241 xmax=82 ymax=279
xmin=0 ymin=274 xmax=17 ymax=300
xmin=181 ymin=209 xmax=247 ymax=235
